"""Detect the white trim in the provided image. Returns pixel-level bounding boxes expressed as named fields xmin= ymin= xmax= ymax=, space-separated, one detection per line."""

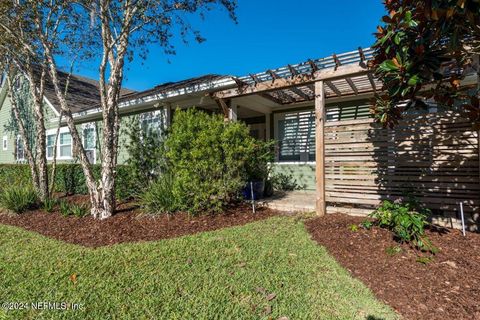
xmin=16 ymin=135 xmax=25 ymax=161
xmin=2 ymin=135 xmax=7 ymax=151
xmin=43 ymin=96 xmax=60 ymax=117
xmin=81 ymin=123 xmax=97 ymax=164
xmin=61 ymin=77 xmax=238 ymax=124
xmin=46 ymin=127 xmax=73 ymax=160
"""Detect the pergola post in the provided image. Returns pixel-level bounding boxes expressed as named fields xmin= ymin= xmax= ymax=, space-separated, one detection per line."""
xmin=315 ymin=80 xmax=326 ymax=216
xmin=265 ymin=113 xmax=271 ymax=140
xmin=229 ymin=102 xmax=238 ymax=121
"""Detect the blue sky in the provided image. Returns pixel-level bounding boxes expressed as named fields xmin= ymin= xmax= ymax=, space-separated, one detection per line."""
xmin=75 ymin=1 xmax=385 ymax=91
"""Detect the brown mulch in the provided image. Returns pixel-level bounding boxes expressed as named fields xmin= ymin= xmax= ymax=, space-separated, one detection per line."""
xmin=305 ymin=214 xmax=480 ymax=320
xmin=0 ymin=199 xmax=278 ymax=248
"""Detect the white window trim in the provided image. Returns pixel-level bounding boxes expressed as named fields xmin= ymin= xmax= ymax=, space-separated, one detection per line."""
xmin=2 ymin=135 xmax=7 ymax=151
xmin=46 ymin=127 xmax=73 ymax=160
xmin=16 ymin=135 xmax=25 ymax=161
xmin=82 ymin=123 xmax=96 ymax=165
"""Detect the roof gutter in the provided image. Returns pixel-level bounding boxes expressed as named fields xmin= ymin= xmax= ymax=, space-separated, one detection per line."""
xmin=55 ymin=76 xmax=238 ymax=125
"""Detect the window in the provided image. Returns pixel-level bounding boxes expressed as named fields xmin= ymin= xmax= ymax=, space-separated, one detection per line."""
xmin=275 ymin=110 xmax=315 ymax=162
xmin=82 ymin=126 xmax=96 ymax=164
xmin=326 ymin=102 xmax=372 ymax=121
xmin=2 ymin=136 xmax=7 ymax=151
xmin=16 ymin=136 xmax=25 ymax=161
xmin=59 ymin=132 xmax=72 ymax=158
xmin=83 ymin=127 xmax=95 ymax=149
xmin=46 ymin=134 xmax=55 ymax=158
xmin=140 ymin=111 xmax=164 ymax=135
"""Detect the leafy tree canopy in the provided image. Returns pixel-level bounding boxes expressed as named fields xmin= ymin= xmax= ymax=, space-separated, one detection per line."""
xmin=370 ymin=0 xmax=480 ymax=128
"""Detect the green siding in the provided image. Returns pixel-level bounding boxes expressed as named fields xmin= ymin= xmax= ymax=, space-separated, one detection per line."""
xmin=0 ymin=94 xmax=16 ymax=164
xmin=272 ymin=163 xmax=316 ymax=191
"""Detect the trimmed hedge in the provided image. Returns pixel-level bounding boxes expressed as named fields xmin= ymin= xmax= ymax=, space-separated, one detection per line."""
xmin=0 ymin=164 xmax=135 ymax=200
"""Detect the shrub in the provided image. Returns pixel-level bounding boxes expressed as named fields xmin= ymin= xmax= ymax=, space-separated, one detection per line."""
xmin=70 ymin=203 xmax=89 ymax=218
xmin=0 ymin=165 xmax=31 ymax=191
xmin=270 ymin=172 xmax=302 ymax=191
xmin=165 ymin=108 xmax=271 ymax=214
xmin=0 ymin=185 xmax=38 ymax=213
xmin=124 ymin=115 xmax=167 ymax=194
xmin=139 ymin=173 xmax=175 ymax=215
xmin=42 ymin=197 xmax=57 ymax=213
xmin=370 ymin=199 xmax=437 ymax=253
xmin=245 ymin=140 xmax=275 ymax=181
xmin=59 ymin=200 xmax=71 ymax=217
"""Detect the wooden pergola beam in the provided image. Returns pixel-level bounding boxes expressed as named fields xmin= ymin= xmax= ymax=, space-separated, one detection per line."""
xmin=345 ymin=77 xmax=359 ymax=95
xmin=288 ymin=64 xmax=299 ymax=77
xmin=325 ymin=80 xmax=342 ymax=97
xmin=213 ymin=64 xmax=369 ymax=99
xmin=214 ymin=97 xmax=230 ymax=119
xmin=268 ymin=69 xmax=309 ymax=102
xmin=368 ymin=73 xmax=377 ymax=93
xmin=290 ymin=87 xmax=312 ymax=101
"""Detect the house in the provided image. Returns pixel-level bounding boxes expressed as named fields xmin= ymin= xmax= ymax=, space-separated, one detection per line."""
xmin=0 ymin=47 xmax=478 ymax=225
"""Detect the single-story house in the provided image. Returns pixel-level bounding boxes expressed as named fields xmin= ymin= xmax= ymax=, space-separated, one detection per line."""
xmin=1 ymin=47 xmax=478 ymax=225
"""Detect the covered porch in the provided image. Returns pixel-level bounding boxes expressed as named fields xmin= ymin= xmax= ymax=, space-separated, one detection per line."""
xmin=213 ymin=48 xmax=381 ymax=216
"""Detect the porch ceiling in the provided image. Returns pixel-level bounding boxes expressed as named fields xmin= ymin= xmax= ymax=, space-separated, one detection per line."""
xmin=213 ymin=47 xmax=382 ymax=105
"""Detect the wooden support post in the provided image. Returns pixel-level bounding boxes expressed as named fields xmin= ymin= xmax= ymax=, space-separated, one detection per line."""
xmin=229 ymin=102 xmax=238 ymax=121
xmin=214 ymin=98 xmax=230 ymax=121
xmin=265 ymin=113 xmax=271 ymax=141
xmin=164 ymin=103 xmax=172 ymax=126
xmin=315 ymin=81 xmax=326 ymax=216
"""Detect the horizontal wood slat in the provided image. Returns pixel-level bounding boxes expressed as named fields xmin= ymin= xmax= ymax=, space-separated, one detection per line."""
xmin=325 ymin=111 xmax=479 ymax=221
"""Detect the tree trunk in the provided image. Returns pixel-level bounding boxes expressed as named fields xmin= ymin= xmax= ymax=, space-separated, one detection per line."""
xmin=6 ymin=72 xmax=42 ymax=198
xmin=43 ymin=51 xmax=104 ymax=217
xmin=25 ymin=66 xmax=49 ymax=201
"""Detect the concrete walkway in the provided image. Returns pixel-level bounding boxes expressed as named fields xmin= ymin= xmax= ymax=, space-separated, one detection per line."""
xmin=263 ymin=190 xmax=316 ymax=213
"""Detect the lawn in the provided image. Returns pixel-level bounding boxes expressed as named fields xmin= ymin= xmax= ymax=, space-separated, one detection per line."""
xmin=0 ymin=216 xmax=398 ymax=319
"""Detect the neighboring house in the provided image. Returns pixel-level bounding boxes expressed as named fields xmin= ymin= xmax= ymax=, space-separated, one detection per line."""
xmin=0 ymin=47 xmax=478 ymax=195
xmin=0 ymin=69 xmax=135 ymax=165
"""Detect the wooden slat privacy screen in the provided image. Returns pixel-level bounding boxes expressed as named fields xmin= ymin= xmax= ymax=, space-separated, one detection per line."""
xmin=324 ymin=111 xmax=479 ymax=224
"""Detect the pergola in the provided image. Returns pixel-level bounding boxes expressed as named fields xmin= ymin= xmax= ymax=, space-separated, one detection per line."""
xmin=212 ymin=47 xmax=382 ymax=216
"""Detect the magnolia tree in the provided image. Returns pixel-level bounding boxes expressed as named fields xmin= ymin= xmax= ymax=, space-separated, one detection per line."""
xmin=6 ymin=0 xmax=237 ymax=219
xmin=370 ymin=0 xmax=480 ymax=128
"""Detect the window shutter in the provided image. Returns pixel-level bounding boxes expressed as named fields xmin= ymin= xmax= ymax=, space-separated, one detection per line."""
xmin=278 ymin=110 xmax=315 ymax=162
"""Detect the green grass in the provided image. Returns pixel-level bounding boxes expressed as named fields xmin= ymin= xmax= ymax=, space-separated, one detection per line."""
xmin=0 ymin=216 xmax=398 ymax=320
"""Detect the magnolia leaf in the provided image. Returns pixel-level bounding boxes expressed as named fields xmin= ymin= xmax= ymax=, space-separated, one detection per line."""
xmin=379 ymin=60 xmax=400 ymax=72
xmin=407 ymin=75 xmax=420 ymax=86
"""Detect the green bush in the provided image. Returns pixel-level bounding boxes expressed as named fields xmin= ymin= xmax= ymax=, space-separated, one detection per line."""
xmin=139 ymin=173 xmax=176 ymax=215
xmin=59 ymin=200 xmax=71 ymax=217
xmin=0 ymin=185 xmax=38 ymax=213
xmin=370 ymin=199 xmax=437 ymax=253
xmin=70 ymin=203 xmax=89 ymax=218
xmin=0 ymin=164 xmax=136 ymax=201
xmin=124 ymin=116 xmax=167 ymax=194
xmin=164 ymin=108 xmax=271 ymax=214
xmin=42 ymin=197 xmax=57 ymax=213
xmin=270 ymin=172 xmax=302 ymax=191
xmin=0 ymin=165 xmax=31 ymax=191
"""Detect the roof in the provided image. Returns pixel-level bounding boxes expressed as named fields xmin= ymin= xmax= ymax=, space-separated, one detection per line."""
xmin=119 ymin=74 xmax=228 ymax=102
xmin=221 ymin=47 xmax=380 ymax=104
xmin=42 ymin=69 xmax=135 ymax=114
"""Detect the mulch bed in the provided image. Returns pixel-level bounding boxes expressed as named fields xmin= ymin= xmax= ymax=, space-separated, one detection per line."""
xmin=0 ymin=199 xmax=278 ymax=248
xmin=306 ymin=214 xmax=480 ymax=320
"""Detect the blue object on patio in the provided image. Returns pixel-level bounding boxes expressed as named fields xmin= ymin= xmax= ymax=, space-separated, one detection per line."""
xmin=243 ymin=181 xmax=265 ymax=200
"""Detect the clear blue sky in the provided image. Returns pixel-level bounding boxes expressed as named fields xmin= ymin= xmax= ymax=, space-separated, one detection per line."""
xmin=75 ymin=1 xmax=385 ymax=91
